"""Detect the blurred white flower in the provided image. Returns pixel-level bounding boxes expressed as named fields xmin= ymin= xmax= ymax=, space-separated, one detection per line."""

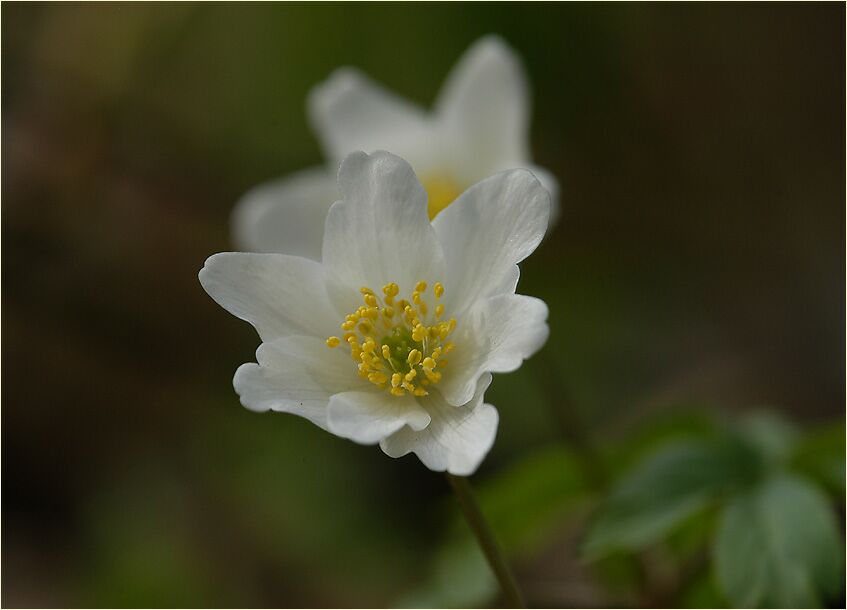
xmin=202 ymin=151 xmax=550 ymax=475
xmin=233 ymin=35 xmax=559 ymax=261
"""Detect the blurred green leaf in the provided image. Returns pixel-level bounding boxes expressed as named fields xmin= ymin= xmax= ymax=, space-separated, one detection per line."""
xmin=399 ymin=444 xmax=589 ymax=607
xmin=583 ymin=439 xmax=752 ymax=557
xmin=714 ymin=474 xmax=843 ymax=608
xmin=791 ymin=422 xmax=845 ymax=497
xmin=734 ymin=409 xmax=798 ymax=466
xmin=680 ymin=571 xmax=727 ymax=608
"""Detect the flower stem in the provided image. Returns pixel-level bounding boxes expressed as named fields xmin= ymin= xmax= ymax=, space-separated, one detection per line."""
xmin=446 ymin=473 xmax=526 ymax=608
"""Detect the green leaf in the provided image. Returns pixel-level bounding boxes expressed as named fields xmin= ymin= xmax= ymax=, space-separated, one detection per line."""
xmin=584 ymin=439 xmax=752 ymax=557
xmin=792 ymin=422 xmax=845 ymax=497
xmin=714 ymin=474 xmax=844 ymax=608
xmin=399 ymin=444 xmax=588 ymax=608
xmin=734 ymin=409 xmax=798 ymax=465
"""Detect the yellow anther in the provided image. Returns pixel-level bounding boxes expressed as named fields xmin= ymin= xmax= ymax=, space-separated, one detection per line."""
xmin=390 ymin=387 xmax=406 ymax=397
xmin=382 ymin=306 xmax=395 ymax=318
xmin=407 ymin=349 xmax=422 ymax=366
xmin=326 ymin=336 xmax=341 ymax=348
xmin=413 ymin=387 xmax=429 ymax=397
xmin=425 ymin=370 xmax=442 ymax=383
xmin=443 ymin=342 xmax=455 ymax=354
xmin=364 ymin=294 xmax=378 ymax=307
xmin=360 ymin=287 xmax=374 ymax=295
xmin=419 ymin=301 xmax=428 ymax=316
xmin=341 ymin=320 xmax=356 ymax=331
xmin=434 ymin=282 xmax=444 ymax=298
xmin=412 ymin=325 xmax=426 ymax=342
xmin=422 ymin=357 xmax=436 ymax=370
xmin=404 ymin=369 xmax=417 ymax=381
xmin=412 ymin=291 xmax=421 ymax=304
xmin=364 ymin=307 xmax=379 ymax=319
xmin=358 ymin=322 xmax=372 ymax=335
xmin=382 ymin=345 xmax=392 ymax=360
xmin=391 ymin=373 xmax=402 ymax=388
xmin=368 ymin=372 xmax=388 ymax=385
xmin=435 ymin=304 xmax=444 ymax=318
xmin=343 ymin=332 xmax=357 ymax=342
xmin=362 ymin=339 xmax=376 ymax=353
xmin=431 ymin=348 xmax=442 ymax=359
xmin=439 ymin=320 xmax=456 ymax=339
xmin=382 ymin=282 xmax=399 ymax=297
xmin=415 ymin=281 xmax=427 ymax=293
xmin=402 ymin=380 xmax=415 ymax=392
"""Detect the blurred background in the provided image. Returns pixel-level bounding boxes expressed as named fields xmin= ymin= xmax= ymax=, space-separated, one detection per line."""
xmin=2 ymin=3 xmax=844 ymax=608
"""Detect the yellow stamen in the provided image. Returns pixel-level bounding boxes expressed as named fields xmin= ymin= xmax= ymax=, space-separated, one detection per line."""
xmin=327 ymin=281 xmax=457 ymax=397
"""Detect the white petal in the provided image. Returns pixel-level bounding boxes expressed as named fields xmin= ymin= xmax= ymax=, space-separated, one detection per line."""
xmin=327 ymin=390 xmax=431 ymax=444
xmin=322 ymin=151 xmax=446 ymax=295
xmin=199 ymin=252 xmax=339 ymax=342
xmin=308 ymin=68 xmax=436 ymax=169
xmin=432 ymin=168 xmax=550 ymax=316
xmin=380 ymin=374 xmax=497 ymax=476
xmin=525 ymin=163 xmax=561 ymax=229
xmin=234 ymin=335 xmax=365 ymax=430
xmin=441 ymin=294 xmax=549 ymax=406
xmin=230 ymin=167 xmax=338 ymax=260
xmin=435 ymin=35 xmax=530 ymax=182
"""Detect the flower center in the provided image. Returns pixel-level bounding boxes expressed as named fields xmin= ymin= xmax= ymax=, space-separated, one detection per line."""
xmin=422 ymin=174 xmax=462 ymax=220
xmin=326 ymin=281 xmax=456 ymax=397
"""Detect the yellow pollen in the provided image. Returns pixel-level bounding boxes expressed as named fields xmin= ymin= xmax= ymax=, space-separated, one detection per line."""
xmin=327 ymin=280 xmax=458 ymax=397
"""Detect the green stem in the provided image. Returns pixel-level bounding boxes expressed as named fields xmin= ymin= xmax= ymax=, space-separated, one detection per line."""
xmin=446 ymin=473 xmax=526 ymax=608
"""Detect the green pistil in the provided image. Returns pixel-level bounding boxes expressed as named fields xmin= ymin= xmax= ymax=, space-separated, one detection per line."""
xmin=380 ymin=326 xmax=423 ymax=374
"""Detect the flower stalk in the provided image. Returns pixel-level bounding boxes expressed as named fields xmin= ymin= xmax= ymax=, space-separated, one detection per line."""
xmin=446 ymin=473 xmax=526 ymax=608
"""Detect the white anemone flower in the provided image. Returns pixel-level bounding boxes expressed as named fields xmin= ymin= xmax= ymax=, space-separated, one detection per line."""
xmin=233 ymin=35 xmax=559 ymax=261
xmin=201 ymin=151 xmax=550 ymax=475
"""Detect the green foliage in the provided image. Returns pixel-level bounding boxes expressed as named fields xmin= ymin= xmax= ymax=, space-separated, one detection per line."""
xmin=715 ymin=474 xmax=843 ymax=608
xmin=583 ymin=439 xmax=752 ymax=556
xmin=583 ymin=409 xmax=844 ymax=608
xmin=792 ymin=423 xmax=846 ymax=496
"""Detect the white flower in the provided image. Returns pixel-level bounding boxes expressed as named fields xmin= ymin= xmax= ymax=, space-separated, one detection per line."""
xmin=201 ymin=151 xmax=550 ymax=475
xmin=233 ymin=35 xmax=559 ymax=261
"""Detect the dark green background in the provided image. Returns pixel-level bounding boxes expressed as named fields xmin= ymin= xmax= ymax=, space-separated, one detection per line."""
xmin=3 ymin=2 xmax=844 ymax=607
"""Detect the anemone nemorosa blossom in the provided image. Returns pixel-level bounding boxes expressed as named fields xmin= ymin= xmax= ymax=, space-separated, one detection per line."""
xmin=233 ymin=35 xmax=559 ymax=261
xmin=201 ymin=151 xmax=550 ymax=475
